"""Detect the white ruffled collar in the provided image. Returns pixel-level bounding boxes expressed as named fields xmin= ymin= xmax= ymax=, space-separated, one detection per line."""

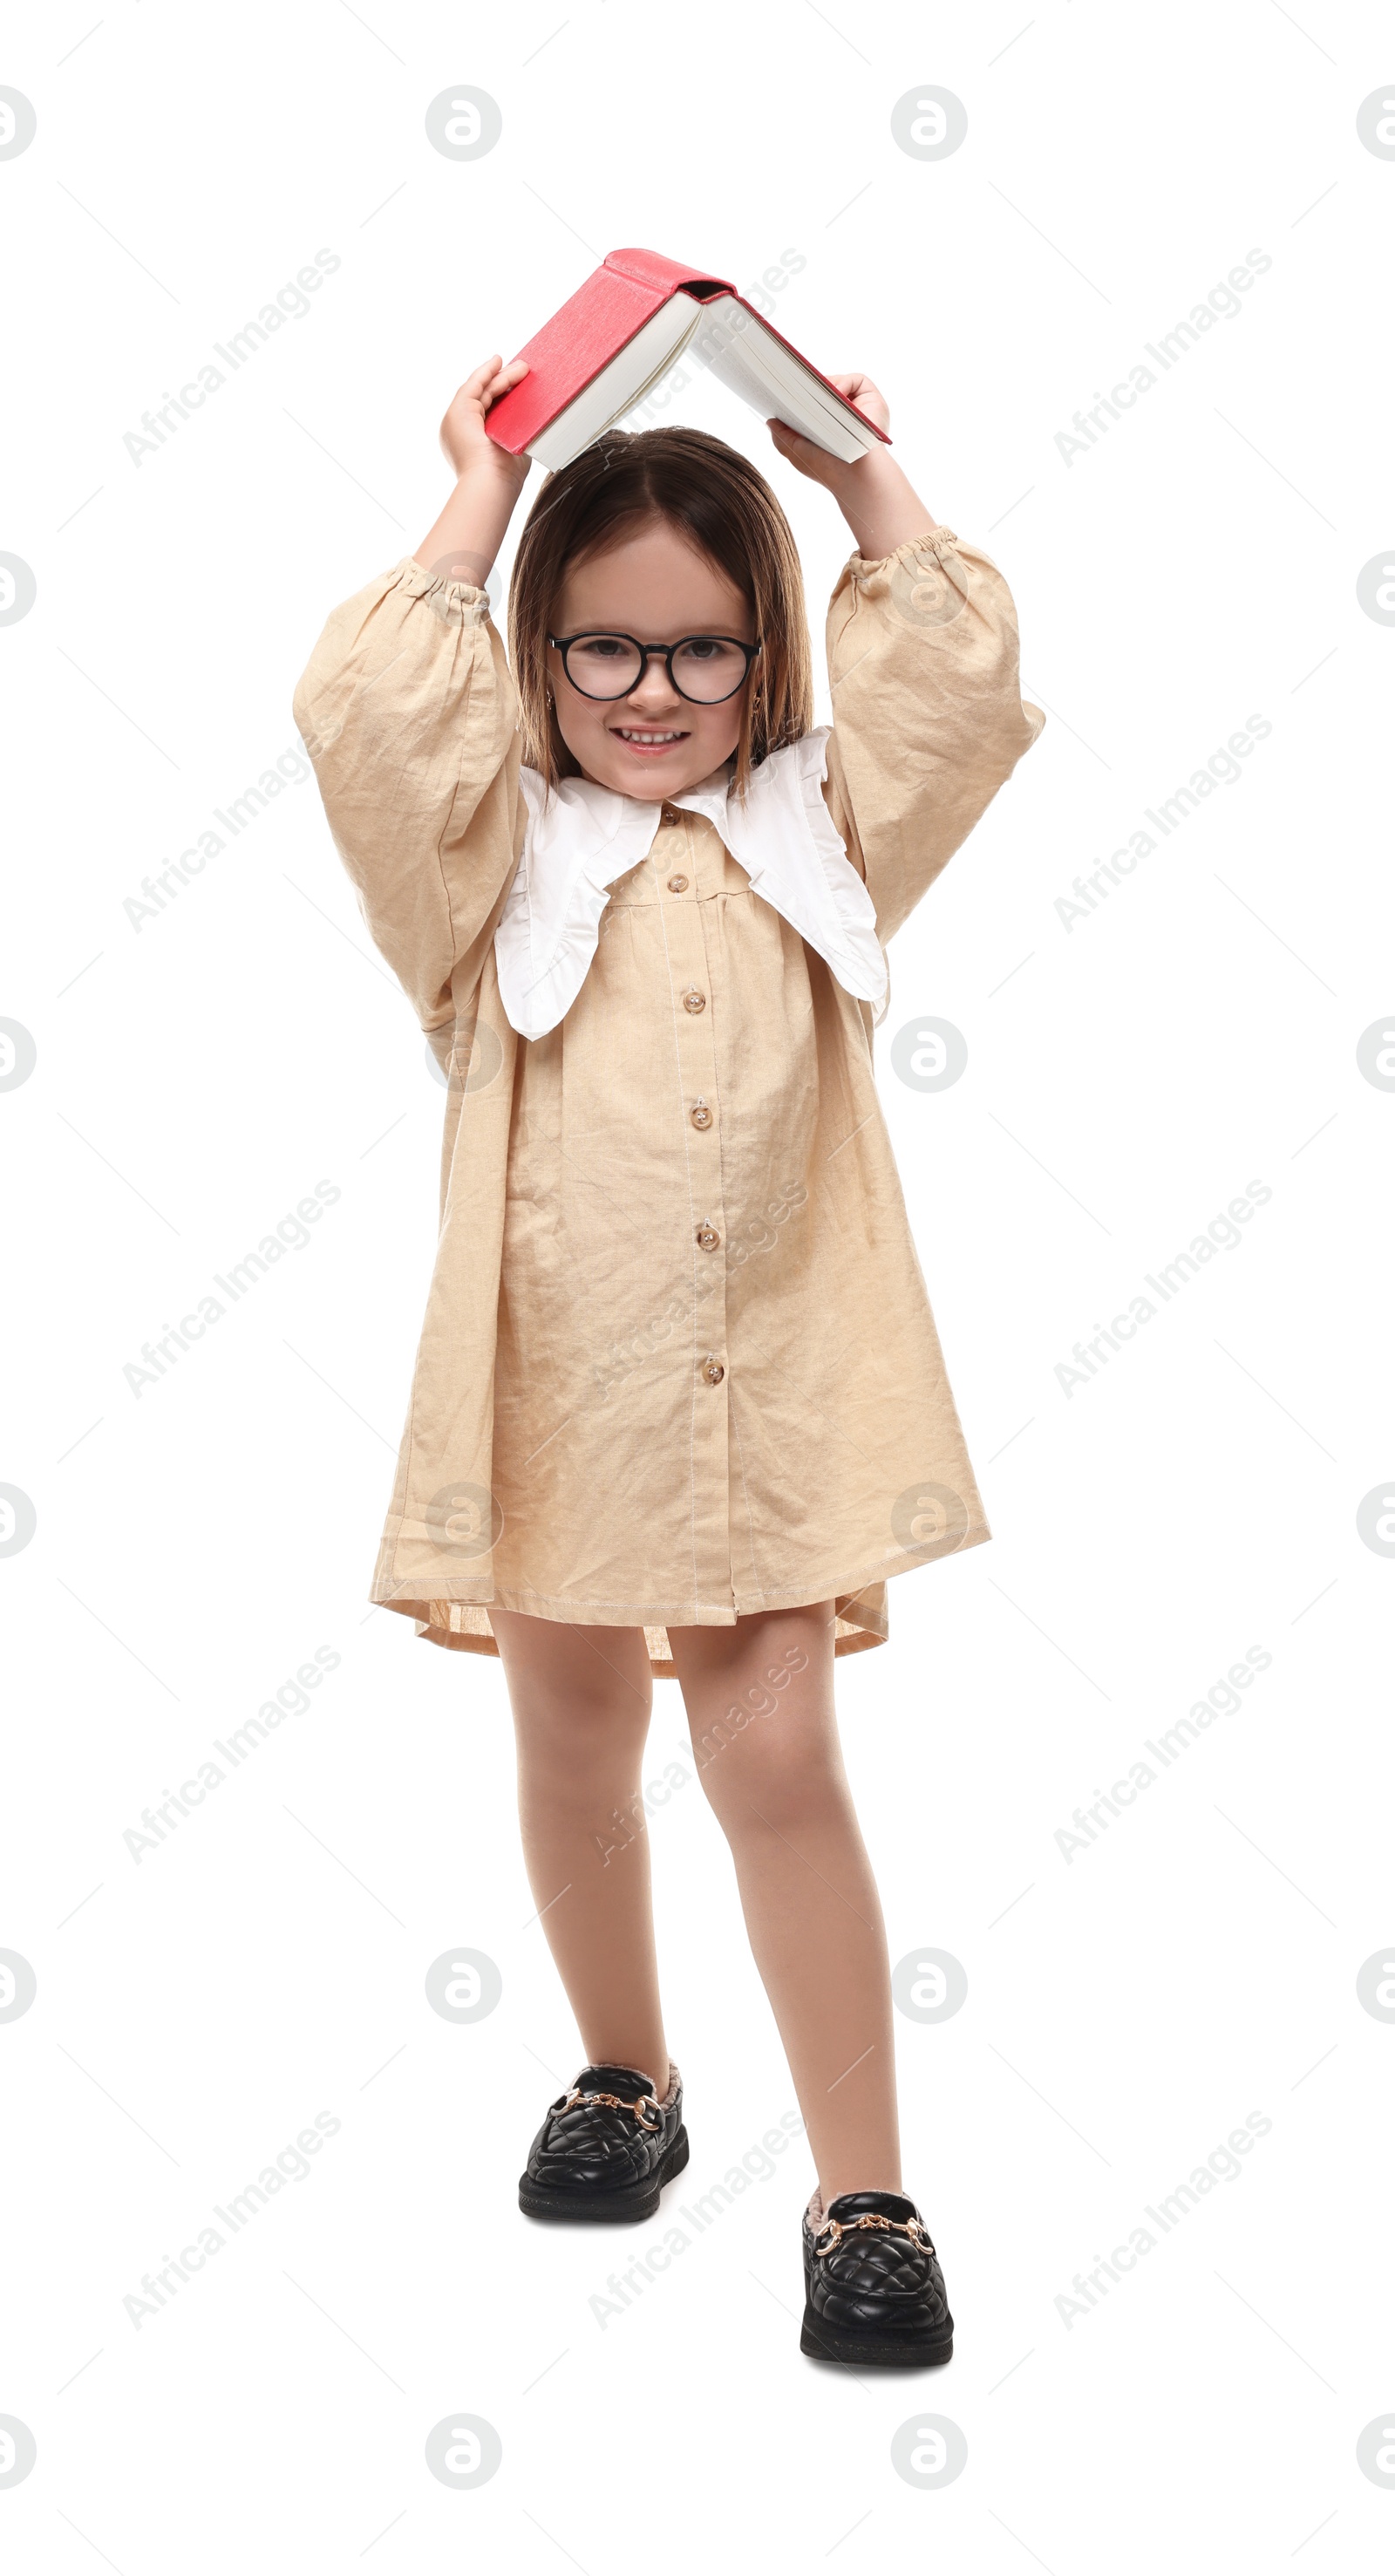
xmin=494 ymin=727 xmax=887 ymax=1040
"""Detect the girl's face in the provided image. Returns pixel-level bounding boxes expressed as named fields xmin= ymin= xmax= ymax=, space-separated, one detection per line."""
xmin=547 ymin=518 xmax=755 ymax=801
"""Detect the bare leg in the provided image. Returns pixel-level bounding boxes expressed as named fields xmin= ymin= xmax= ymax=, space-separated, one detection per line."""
xmin=667 ymin=1603 xmax=901 ymax=2206
xmin=490 ymin=1607 xmax=670 ymax=2096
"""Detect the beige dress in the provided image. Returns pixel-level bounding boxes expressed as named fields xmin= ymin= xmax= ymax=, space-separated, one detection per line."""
xmin=292 ymin=527 xmax=1044 ymax=1673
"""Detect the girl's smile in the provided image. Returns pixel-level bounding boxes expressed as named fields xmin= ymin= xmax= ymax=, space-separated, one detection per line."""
xmin=609 ymin=725 xmax=690 ymax=752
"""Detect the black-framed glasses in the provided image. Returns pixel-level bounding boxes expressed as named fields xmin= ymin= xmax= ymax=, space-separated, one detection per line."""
xmin=548 ymin=630 xmax=761 ymax=706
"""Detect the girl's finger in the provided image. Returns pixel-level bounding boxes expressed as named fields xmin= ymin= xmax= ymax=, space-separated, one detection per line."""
xmin=480 ymin=357 xmax=529 ymax=411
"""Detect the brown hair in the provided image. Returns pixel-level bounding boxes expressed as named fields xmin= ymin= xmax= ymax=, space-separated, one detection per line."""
xmin=507 ymin=425 xmax=813 ymax=799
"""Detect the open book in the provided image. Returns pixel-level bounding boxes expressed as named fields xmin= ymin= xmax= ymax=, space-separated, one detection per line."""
xmin=484 ymin=247 xmax=891 ymax=473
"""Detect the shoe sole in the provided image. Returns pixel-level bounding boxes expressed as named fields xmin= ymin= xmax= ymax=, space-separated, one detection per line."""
xmin=800 ymin=2304 xmax=955 ymax=2368
xmin=518 ymin=2126 xmax=690 ymax=2224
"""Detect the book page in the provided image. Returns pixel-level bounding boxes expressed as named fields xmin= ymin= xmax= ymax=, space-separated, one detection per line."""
xmin=527 ymin=299 xmax=705 ymax=469
xmin=688 ymin=297 xmax=878 ymax=462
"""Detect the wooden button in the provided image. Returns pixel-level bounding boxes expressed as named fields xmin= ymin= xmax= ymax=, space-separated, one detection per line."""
xmin=691 ymin=1099 xmax=713 ymax=1130
xmin=667 ymin=873 xmax=689 ymax=894
xmin=696 ymin=1222 xmax=720 ymax=1251
xmin=701 ymin=1356 xmax=725 ymax=1386
xmin=659 ymin=802 xmax=680 ymax=825
xmin=682 ymin=988 xmax=706 ymax=1014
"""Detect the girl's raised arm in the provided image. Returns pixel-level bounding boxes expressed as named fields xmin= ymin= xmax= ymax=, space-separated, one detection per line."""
xmin=772 ymin=375 xmax=1044 ymax=944
xmin=290 ymin=360 xmax=534 ymax=1037
xmin=414 ymin=355 xmax=532 ymax=588
xmin=767 ymin=373 xmax=937 ymax=561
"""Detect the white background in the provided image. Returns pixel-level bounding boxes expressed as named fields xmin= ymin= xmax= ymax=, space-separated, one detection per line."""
xmin=3 ymin=0 xmax=1393 ymax=2566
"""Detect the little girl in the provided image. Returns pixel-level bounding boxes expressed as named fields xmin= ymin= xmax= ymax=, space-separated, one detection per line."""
xmin=294 ymin=351 xmax=1043 ymax=2368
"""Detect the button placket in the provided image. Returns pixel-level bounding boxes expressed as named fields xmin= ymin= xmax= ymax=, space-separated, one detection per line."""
xmin=662 ymin=811 xmax=731 ymax=1605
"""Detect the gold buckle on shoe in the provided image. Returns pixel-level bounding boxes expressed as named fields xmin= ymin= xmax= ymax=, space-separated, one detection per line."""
xmin=813 ymin=2212 xmax=934 ymax=2259
xmin=563 ymin=2087 xmax=663 ymax=2132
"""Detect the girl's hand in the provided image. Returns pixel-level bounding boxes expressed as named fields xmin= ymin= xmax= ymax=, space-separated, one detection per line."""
xmin=413 ymin=355 xmax=533 ymax=588
xmin=766 ymin=372 xmax=891 ymax=488
xmin=439 ymin=354 xmax=531 ymax=487
xmin=766 ymin=372 xmax=939 ymax=562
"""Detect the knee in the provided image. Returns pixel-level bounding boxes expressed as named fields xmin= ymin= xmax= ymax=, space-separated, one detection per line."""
xmin=694 ymin=1708 xmax=845 ymax=1842
xmin=514 ymin=1668 xmax=651 ymax=1758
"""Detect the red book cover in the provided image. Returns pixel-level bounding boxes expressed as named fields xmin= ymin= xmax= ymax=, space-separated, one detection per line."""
xmin=484 ymin=246 xmax=889 ymax=458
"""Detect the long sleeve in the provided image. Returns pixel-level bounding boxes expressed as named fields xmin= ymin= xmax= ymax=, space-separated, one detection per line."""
xmin=821 ymin=528 xmax=1045 ymax=945
xmin=291 ymin=556 xmax=521 ymax=1033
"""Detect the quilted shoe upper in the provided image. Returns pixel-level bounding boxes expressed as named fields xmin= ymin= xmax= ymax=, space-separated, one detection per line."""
xmin=802 ymin=2189 xmax=951 ymax=2336
xmin=524 ymin=2062 xmax=683 ymax=2197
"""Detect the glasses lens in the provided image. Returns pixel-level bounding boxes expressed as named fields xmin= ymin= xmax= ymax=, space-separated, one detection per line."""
xmin=671 ymin=638 xmax=751 ymax=704
xmin=563 ymin=635 xmax=644 ymax=698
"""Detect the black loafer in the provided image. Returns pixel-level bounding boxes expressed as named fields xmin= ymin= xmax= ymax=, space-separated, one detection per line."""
xmin=800 ymin=2188 xmax=954 ymax=2367
xmin=518 ymin=2061 xmax=689 ymax=2223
